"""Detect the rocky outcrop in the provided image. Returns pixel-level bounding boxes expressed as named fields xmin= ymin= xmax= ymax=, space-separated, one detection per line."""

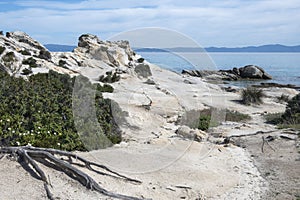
xmin=182 ymin=65 xmax=272 ymax=81
xmin=0 ymin=31 xmax=72 ymax=76
xmin=0 ymin=31 xmax=148 ymax=79
xmin=239 ymin=65 xmax=272 ymax=79
xmin=134 ymin=63 xmax=152 ymax=78
xmin=73 ymin=33 xmax=136 ymax=67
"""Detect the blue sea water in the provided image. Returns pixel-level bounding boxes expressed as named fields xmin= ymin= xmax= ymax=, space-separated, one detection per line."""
xmin=137 ymin=52 xmax=300 ymax=87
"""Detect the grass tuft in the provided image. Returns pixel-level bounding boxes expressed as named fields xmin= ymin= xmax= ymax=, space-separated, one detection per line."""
xmin=241 ymin=87 xmax=265 ymax=105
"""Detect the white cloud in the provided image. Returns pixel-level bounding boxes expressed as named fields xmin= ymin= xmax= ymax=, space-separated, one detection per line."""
xmin=1 ymin=0 xmax=299 ymax=46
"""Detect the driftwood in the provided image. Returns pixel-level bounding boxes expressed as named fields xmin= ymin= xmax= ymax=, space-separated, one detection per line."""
xmin=0 ymin=146 xmax=144 ymax=200
xmin=228 ymin=130 xmax=275 ymax=138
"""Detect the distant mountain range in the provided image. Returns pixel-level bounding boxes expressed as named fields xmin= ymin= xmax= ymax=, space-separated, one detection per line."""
xmin=204 ymin=44 xmax=300 ymax=52
xmin=45 ymin=44 xmax=300 ymax=52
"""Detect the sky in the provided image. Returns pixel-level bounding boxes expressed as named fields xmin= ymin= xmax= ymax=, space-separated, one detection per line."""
xmin=0 ymin=0 xmax=300 ymax=47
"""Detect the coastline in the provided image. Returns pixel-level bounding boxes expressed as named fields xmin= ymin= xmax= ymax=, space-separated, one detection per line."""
xmin=0 ymin=32 xmax=299 ymax=199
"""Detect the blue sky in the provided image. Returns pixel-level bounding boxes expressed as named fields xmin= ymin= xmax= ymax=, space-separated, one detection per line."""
xmin=1 ymin=0 xmax=299 ymax=47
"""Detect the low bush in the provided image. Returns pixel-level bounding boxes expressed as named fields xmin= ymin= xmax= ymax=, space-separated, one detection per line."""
xmin=38 ymin=49 xmax=51 ymax=60
xmin=0 ymin=46 xmax=5 ymax=55
xmin=265 ymin=113 xmax=283 ymax=124
xmin=281 ymin=93 xmax=300 ymax=125
xmin=265 ymin=94 xmax=300 ymax=130
xmin=2 ymin=51 xmax=15 ymax=63
xmin=22 ymin=57 xmax=38 ymax=68
xmin=21 ymin=68 xmax=33 ymax=75
xmin=96 ymin=84 xmax=114 ymax=93
xmin=137 ymin=57 xmax=144 ymax=63
xmin=59 ymin=59 xmax=68 ymax=68
xmin=241 ymin=87 xmax=265 ymax=105
xmin=181 ymin=108 xmax=251 ymax=131
xmin=98 ymin=71 xmax=120 ymax=83
xmin=198 ymin=114 xmax=211 ymax=131
xmin=277 ymin=94 xmax=289 ymax=103
xmin=0 ymin=70 xmax=121 ymax=151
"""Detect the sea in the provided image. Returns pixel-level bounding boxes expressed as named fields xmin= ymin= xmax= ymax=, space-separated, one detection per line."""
xmin=136 ymin=51 xmax=300 ymax=88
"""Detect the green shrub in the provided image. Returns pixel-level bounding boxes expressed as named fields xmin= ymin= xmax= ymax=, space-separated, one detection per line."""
xmin=58 ymin=59 xmax=68 ymax=68
xmin=137 ymin=57 xmax=144 ymax=63
xmin=0 ymin=46 xmax=5 ymax=55
xmin=265 ymin=113 xmax=283 ymax=124
xmin=241 ymin=87 xmax=265 ymax=105
xmin=21 ymin=68 xmax=33 ymax=75
xmin=281 ymin=93 xmax=300 ymax=125
xmin=22 ymin=57 xmax=38 ymax=68
xmin=188 ymin=108 xmax=251 ymax=131
xmin=98 ymin=71 xmax=120 ymax=83
xmin=265 ymin=94 xmax=300 ymax=130
xmin=0 ymin=70 xmax=121 ymax=151
xmin=277 ymin=94 xmax=289 ymax=103
xmin=38 ymin=49 xmax=51 ymax=60
xmin=2 ymin=51 xmax=15 ymax=62
xmin=198 ymin=114 xmax=211 ymax=131
xmin=96 ymin=84 xmax=114 ymax=93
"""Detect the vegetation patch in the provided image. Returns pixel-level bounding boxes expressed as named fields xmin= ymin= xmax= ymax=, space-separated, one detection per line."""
xmin=2 ymin=51 xmax=15 ymax=63
xmin=198 ymin=110 xmax=213 ymax=131
xmin=97 ymin=83 xmax=114 ymax=93
xmin=225 ymin=110 xmax=251 ymax=122
xmin=241 ymin=87 xmax=265 ymax=105
xmin=265 ymin=93 xmax=300 ymax=130
xmin=265 ymin=112 xmax=283 ymax=125
xmin=58 ymin=59 xmax=68 ymax=68
xmin=38 ymin=49 xmax=51 ymax=60
xmin=281 ymin=93 xmax=300 ymax=128
xmin=21 ymin=68 xmax=33 ymax=75
xmin=180 ymin=108 xmax=251 ymax=131
xmin=0 ymin=46 xmax=5 ymax=55
xmin=137 ymin=57 xmax=144 ymax=63
xmin=0 ymin=70 xmax=121 ymax=151
xmin=276 ymin=94 xmax=290 ymax=103
xmin=98 ymin=71 xmax=120 ymax=83
xmin=22 ymin=57 xmax=38 ymax=68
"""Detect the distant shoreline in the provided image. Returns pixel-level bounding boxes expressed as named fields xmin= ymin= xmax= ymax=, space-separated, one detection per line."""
xmin=45 ymin=44 xmax=300 ymax=53
xmin=135 ymin=45 xmax=300 ymax=53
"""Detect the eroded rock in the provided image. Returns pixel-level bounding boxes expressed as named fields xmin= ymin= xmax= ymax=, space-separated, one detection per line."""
xmin=182 ymin=65 xmax=272 ymax=81
xmin=176 ymin=125 xmax=207 ymax=142
xmin=135 ymin=63 xmax=152 ymax=78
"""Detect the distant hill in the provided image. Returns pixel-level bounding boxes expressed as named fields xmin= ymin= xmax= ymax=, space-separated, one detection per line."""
xmin=45 ymin=44 xmax=76 ymax=52
xmin=205 ymin=44 xmax=300 ymax=52
xmin=46 ymin=44 xmax=300 ymax=53
xmin=134 ymin=44 xmax=300 ymax=53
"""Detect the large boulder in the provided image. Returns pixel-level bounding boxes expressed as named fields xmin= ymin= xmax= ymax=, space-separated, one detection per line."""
xmin=134 ymin=63 xmax=152 ymax=78
xmin=239 ymin=65 xmax=272 ymax=79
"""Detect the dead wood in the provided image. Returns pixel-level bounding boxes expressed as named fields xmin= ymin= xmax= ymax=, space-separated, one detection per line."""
xmin=0 ymin=146 xmax=145 ymax=200
xmin=228 ymin=130 xmax=275 ymax=138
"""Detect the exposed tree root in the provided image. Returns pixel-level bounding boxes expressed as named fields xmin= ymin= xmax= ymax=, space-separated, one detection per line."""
xmin=228 ymin=130 xmax=276 ymax=138
xmin=0 ymin=146 xmax=145 ymax=200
